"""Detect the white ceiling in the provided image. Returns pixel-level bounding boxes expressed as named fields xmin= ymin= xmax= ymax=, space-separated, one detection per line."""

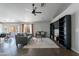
xmin=0 ymin=3 xmax=70 ymax=23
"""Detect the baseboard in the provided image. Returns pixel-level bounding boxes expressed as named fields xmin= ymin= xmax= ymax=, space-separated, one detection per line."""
xmin=71 ymin=48 xmax=79 ymax=54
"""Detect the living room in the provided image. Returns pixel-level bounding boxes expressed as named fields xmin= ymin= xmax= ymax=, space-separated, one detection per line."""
xmin=0 ymin=3 xmax=79 ymax=56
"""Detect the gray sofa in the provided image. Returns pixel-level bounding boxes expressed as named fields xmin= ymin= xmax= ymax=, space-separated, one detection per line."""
xmin=15 ymin=33 xmax=32 ymax=47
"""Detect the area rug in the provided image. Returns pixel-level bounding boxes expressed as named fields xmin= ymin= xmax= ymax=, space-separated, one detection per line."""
xmin=23 ymin=38 xmax=59 ymax=48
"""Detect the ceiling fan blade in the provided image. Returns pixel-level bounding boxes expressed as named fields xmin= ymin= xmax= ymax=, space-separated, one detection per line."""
xmin=31 ymin=3 xmax=42 ymax=16
xmin=35 ymin=12 xmax=42 ymax=13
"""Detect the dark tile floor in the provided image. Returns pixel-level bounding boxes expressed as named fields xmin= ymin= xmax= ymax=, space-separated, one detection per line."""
xmin=0 ymin=37 xmax=79 ymax=56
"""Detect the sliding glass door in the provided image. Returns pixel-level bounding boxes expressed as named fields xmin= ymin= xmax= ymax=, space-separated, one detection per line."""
xmin=0 ymin=24 xmax=32 ymax=34
xmin=20 ymin=24 xmax=32 ymax=34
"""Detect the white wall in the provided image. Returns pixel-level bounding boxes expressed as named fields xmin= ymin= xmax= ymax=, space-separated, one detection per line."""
xmin=0 ymin=24 xmax=3 ymax=33
xmin=71 ymin=11 xmax=79 ymax=53
xmin=33 ymin=21 xmax=50 ymax=37
xmin=51 ymin=4 xmax=79 ymax=53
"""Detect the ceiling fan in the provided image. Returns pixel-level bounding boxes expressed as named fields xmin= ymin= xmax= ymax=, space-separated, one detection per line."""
xmin=32 ymin=3 xmax=42 ymax=16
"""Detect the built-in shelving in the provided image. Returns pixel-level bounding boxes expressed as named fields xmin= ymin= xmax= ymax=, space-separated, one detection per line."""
xmin=50 ymin=15 xmax=71 ymax=49
xmin=59 ymin=15 xmax=71 ymax=49
xmin=50 ymin=23 xmax=54 ymax=40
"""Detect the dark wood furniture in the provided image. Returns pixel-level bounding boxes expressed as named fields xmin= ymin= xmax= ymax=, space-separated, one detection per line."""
xmin=50 ymin=21 xmax=59 ymax=41
xmin=50 ymin=15 xmax=71 ymax=49
xmin=59 ymin=15 xmax=71 ymax=49
xmin=50 ymin=23 xmax=54 ymax=39
xmin=36 ymin=31 xmax=47 ymax=38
